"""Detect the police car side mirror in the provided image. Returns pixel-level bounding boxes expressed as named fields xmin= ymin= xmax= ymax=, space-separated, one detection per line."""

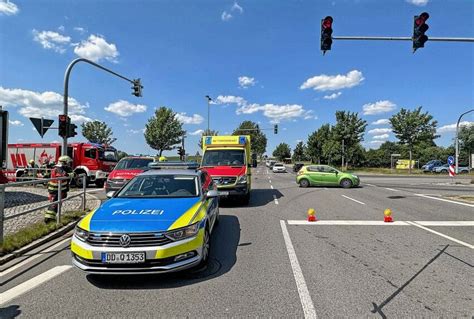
xmin=206 ymin=190 xmax=219 ymax=198
xmin=106 ymin=191 xmax=116 ymax=199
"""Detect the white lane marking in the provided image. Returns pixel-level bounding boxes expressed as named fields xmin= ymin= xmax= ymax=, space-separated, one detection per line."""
xmin=323 ymin=188 xmax=328 ymax=190
xmin=0 ymin=265 xmax=73 ymax=306
xmin=341 ymin=195 xmax=366 ymax=205
xmin=384 ymin=187 xmax=399 ymax=192
xmin=406 ymin=221 xmax=474 ymax=249
xmin=415 ymin=194 xmax=474 ymax=208
xmin=365 ymin=183 xmax=376 ymax=187
xmin=273 ymin=195 xmax=279 ymax=205
xmin=416 ymin=221 xmax=474 ymax=227
xmin=280 ymin=220 xmax=317 ymax=319
xmin=269 ymin=179 xmax=272 ymax=184
xmin=1 ymin=237 xmax=71 ymax=277
xmin=271 ymin=185 xmax=274 ymax=189
xmin=288 ymin=220 xmax=409 ymax=226
xmin=86 ymin=188 xmax=104 ymax=193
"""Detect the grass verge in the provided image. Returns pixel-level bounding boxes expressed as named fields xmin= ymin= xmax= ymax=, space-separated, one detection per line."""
xmin=0 ymin=210 xmax=86 ymax=256
xmin=444 ymin=195 xmax=474 ymax=203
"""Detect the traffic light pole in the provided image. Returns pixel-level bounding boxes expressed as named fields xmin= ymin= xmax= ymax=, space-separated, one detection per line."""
xmin=455 ymin=109 xmax=474 ymax=174
xmin=62 ymin=58 xmax=141 ymax=155
xmin=332 ymin=36 xmax=474 ymax=42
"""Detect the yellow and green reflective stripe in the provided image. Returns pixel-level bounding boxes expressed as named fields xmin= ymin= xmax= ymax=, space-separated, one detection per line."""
xmin=71 ymin=241 xmax=93 ymax=259
xmin=77 ymin=210 xmax=96 ymax=231
xmin=168 ymin=200 xmax=203 ymax=230
xmin=154 ymin=229 xmax=204 ymax=259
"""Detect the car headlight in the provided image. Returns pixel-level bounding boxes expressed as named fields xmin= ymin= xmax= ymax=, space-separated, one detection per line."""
xmin=237 ymin=175 xmax=247 ymax=184
xmin=74 ymin=226 xmax=89 ymax=242
xmin=165 ymin=222 xmax=200 ymax=241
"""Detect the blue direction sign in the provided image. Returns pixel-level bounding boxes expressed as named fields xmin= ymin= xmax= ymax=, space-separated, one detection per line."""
xmin=447 ymin=156 xmax=454 ymax=165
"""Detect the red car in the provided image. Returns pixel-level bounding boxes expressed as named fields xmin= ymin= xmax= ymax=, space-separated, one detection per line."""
xmin=105 ymin=156 xmax=155 ymax=192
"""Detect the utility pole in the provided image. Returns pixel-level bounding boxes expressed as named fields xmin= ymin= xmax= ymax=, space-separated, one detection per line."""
xmin=455 ymin=109 xmax=474 ymax=174
xmin=205 ymin=95 xmax=212 ymax=132
xmin=63 ymin=58 xmax=142 ymax=155
xmin=341 ymin=139 xmax=345 ymax=171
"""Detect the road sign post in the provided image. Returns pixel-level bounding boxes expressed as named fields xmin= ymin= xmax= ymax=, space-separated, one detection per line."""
xmin=447 ymin=156 xmax=456 ymax=181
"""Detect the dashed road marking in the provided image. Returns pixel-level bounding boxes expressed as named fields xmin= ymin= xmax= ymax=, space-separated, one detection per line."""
xmin=415 ymin=194 xmax=474 ymax=207
xmin=365 ymin=183 xmax=376 ymax=187
xmin=341 ymin=195 xmax=366 ymax=205
xmin=406 ymin=221 xmax=474 ymax=249
xmin=0 ymin=265 xmax=73 ymax=306
xmin=280 ymin=220 xmax=317 ymax=319
xmin=271 ymin=185 xmax=274 ymax=189
xmin=269 ymin=179 xmax=272 ymax=184
xmin=384 ymin=187 xmax=399 ymax=192
xmin=273 ymin=195 xmax=279 ymax=205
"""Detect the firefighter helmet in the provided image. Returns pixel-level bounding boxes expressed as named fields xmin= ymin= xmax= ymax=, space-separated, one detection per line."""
xmin=29 ymin=159 xmax=35 ymax=165
xmin=158 ymin=156 xmax=167 ymax=162
xmin=58 ymin=155 xmax=72 ymax=163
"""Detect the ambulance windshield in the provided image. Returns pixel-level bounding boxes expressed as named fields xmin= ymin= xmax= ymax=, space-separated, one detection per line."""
xmin=202 ymin=150 xmax=245 ymax=167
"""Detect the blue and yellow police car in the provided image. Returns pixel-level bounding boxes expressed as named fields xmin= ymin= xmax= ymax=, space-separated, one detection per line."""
xmin=71 ymin=162 xmax=219 ymax=274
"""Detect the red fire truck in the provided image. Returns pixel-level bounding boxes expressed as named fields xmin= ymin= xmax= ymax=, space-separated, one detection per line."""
xmin=0 ymin=109 xmax=9 ymax=184
xmin=3 ymin=142 xmax=118 ymax=187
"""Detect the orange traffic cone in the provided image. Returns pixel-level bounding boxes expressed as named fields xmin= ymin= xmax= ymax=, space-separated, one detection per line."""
xmin=307 ymin=208 xmax=317 ymax=222
xmin=384 ymin=208 xmax=393 ymax=222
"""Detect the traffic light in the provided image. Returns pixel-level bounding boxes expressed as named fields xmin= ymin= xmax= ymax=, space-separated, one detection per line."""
xmin=58 ymin=114 xmax=68 ymax=138
xmin=320 ymin=16 xmax=333 ymax=54
xmin=177 ymin=147 xmax=185 ymax=159
xmin=274 ymin=124 xmax=278 ymax=134
xmin=413 ymin=12 xmax=429 ymax=52
xmin=67 ymin=123 xmax=78 ymax=138
xmin=132 ymin=79 xmax=143 ymax=97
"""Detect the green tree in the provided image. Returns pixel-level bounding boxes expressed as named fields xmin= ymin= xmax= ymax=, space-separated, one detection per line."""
xmin=198 ymin=129 xmax=219 ymax=149
xmin=116 ymin=150 xmax=129 ymax=160
xmin=458 ymin=124 xmax=474 ymax=167
xmin=81 ymin=121 xmax=117 ymax=145
xmin=390 ymin=107 xmax=439 ymax=173
xmin=307 ymin=124 xmax=331 ymax=164
xmin=144 ymin=107 xmax=186 ymax=156
xmin=273 ymin=143 xmax=291 ymax=161
xmin=321 ymin=138 xmax=340 ymax=165
xmin=332 ymin=111 xmax=367 ymax=169
xmin=292 ymin=141 xmax=307 ymax=162
xmin=232 ymin=121 xmax=267 ymax=157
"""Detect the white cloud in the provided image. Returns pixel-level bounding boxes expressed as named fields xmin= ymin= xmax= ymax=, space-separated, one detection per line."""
xmin=175 ymin=113 xmax=204 ymax=125
xmin=213 ymin=95 xmax=247 ymax=107
xmin=190 ymin=129 xmax=204 ymax=136
xmin=368 ymin=128 xmax=392 ymax=135
xmin=32 ymin=29 xmax=71 ymax=53
xmin=73 ymin=34 xmax=119 ymax=63
xmin=406 ymin=0 xmax=429 ymax=6
xmin=221 ymin=11 xmax=232 ymax=21
xmin=362 ymin=100 xmax=396 ymax=115
xmin=437 ymin=121 xmax=473 ymax=133
xmin=323 ymin=92 xmax=342 ymax=100
xmin=238 ymin=76 xmax=256 ymax=88
xmin=73 ymin=27 xmax=86 ymax=34
xmin=369 ymin=140 xmax=384 ymax=145
xmin=231 ymin=2 xmax=243 ymax=13
xmin=372 ymin=134 xmax=389 ymax=140
xmin=0 ymin=86 xmax=91 ymax=122
xmin=104 ymin=100 xmax=147 ymax=117
xmin=300 ymin=70 xmax=364 ymax=92
xmin=9 ymin=120 xmax=23 ymax=126
xmin=58 ymin=25 xmax=65 ymax=32
xmin=0 ymin=0 xmax=19 ymax=15
xmin=371 ymin=118 xmax=390 ymax=125
xmin=127 ymin=128 xmax=145 ymax=134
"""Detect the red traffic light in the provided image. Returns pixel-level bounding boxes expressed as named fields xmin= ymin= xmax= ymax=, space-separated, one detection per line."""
xmin=415 ymin=12 xmax=429 ymax=26
xmin=59 ymin=114 xmax=67 ymax=122
xmin=322 ymin=16 xmax=333 ymax=29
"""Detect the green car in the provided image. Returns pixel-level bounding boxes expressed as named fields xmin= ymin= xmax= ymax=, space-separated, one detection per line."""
xmin=296 ymin=165 xmax=360 ymax=188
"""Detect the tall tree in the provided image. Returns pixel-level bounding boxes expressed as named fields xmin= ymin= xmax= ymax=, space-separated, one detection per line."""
xmin=117 ymin=150 xmax=129 ymax=160
xmin=332 ymin=111 xmax=367 ymax=169
xmin=232 ymin=121 xmax=267 ymax=157
xmin=390 ymin=107 xmax=438 ymax=173
xmin=458 ymin=124 xmax=474 ymax=167
xmin=273 ymin=143 xmax=291 ymax=161
xmin=307 ymin=124 xmax=331 ymax=164
xmin=144 ymin=107 xmax=186 ymax=156
xmin=198 ymin=129 xmax=219 ymax=149
xmin=81 ymin=121 xmax=117 ymax=145
xmin=292 ymin=141 xmax=307 ymax=162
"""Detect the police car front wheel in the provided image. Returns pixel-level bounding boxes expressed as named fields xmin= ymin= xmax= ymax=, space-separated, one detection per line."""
xmin=198 ymin=228 xmax=211 ymax=267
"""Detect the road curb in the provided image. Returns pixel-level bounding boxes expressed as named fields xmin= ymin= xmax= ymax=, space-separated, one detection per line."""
xmin=0 ymin=220 xmax=78 ymax=266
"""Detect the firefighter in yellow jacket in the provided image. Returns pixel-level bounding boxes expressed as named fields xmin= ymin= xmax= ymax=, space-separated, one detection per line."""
xmin=44 ymin=156 xmax=75 ymax=223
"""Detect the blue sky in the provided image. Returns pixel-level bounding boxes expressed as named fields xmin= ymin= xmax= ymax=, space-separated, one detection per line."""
xmin=1 ymin=0 xmax=473 ymax=156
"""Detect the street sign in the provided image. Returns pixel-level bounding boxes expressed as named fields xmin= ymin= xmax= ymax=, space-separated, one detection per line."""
xmin=447 ymin=156 xmax=454 ymax=165
xmin=448 ymin=164 xmax=455 ymax=177
xmin=30 ymin=117 xmax=54 ymax=138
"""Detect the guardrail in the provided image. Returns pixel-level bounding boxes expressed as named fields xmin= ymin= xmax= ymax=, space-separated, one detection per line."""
xmin=0 ymin=174 xmax=87 ymax=245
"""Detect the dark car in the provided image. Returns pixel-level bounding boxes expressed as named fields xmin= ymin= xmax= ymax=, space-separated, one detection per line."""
xmin=293 ymin=163 xmax=304 ymax=173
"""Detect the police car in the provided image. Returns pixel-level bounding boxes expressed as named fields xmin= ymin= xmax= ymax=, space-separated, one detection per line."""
xmin=71 ymin=162 xmax=219 ymax=274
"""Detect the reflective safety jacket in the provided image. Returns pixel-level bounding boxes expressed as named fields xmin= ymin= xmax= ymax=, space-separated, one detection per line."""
xmin=48 ymin=166 xmax=74 ymax=192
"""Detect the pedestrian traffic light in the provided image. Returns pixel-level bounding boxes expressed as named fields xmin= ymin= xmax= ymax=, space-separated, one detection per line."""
xmin=274 ymin=124 xmax=278 ymax=134
xmin=320 ymin=16 xmax=333 ymax=54
xmin=132 ymin=79 xmax=143 ymax=97
xmin=67 ymin=122 xmax=78 ymax=138
xmin=413 ymin=12 xmax=429 ymax=52
xmin=58 ymin=114 xmax=68 ymax=138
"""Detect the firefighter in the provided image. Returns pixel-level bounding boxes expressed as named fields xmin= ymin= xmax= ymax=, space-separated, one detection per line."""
xmin=159 ymin=156 xmax=167 ymax=162
xmin=44 ymin=156 xmax=75 ymax=223
xmin=39 ymin=158 xmax=52 ymax=179
xmin=27 ymin=159 xmax=38 ymax=178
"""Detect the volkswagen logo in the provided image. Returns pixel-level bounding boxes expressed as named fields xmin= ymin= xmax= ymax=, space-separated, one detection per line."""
xmin=119 ymin=234 xmax=131 ymax=247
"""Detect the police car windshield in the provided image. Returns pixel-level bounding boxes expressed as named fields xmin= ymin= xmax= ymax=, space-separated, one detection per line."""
xmin=115 ymin=158 xmax=153 ymax=170
xmin=116 ymin=174 xmax=199 ymax=198
xmin=202 ymin=150 xmax=245 ymax=166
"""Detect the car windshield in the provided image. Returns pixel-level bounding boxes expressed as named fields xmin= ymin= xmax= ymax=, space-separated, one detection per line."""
xmin=116 ymin=174 xmax=199 ymax=198
xmin=98 ymin=149 xmax=118 ymax=162
xmin=115 ymin=158 xmax=153 ymax=170
xmin=202 ymin=149 xmax=245 ymax=166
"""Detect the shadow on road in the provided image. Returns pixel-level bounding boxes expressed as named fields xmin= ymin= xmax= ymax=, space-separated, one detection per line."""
xmin=219 ymin=188 xmax=284 ymax=208
xmin=86 ymin=215 xmax=240 ymax=289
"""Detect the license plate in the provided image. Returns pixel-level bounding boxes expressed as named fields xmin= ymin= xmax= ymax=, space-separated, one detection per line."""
xmin=101 ymin=252 xmax=145 ymax=264
xmin=218 ymin=191 xmax=229 ymax=196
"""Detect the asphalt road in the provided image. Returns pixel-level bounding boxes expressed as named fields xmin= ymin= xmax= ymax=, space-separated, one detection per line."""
xmin=1 ymin=167 xmax=473 ymax=318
